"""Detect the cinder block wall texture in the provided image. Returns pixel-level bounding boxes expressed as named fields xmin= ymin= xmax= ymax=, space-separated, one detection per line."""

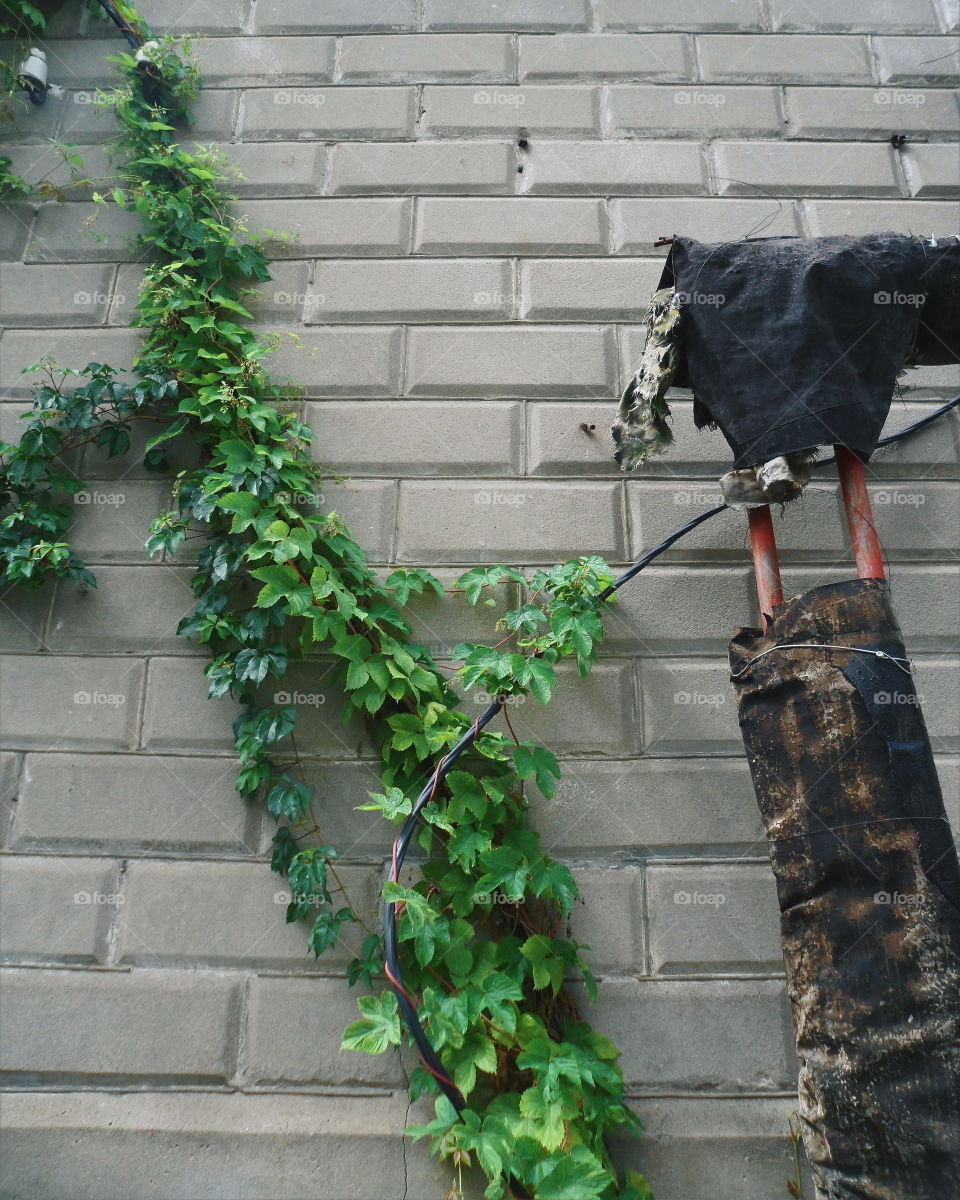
xmin=1 ymin=2 xmax=959 ymax=1197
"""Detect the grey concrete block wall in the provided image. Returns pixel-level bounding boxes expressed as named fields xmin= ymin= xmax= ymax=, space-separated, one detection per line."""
xmin=0 ymin=2 xmax=957 ymax=1197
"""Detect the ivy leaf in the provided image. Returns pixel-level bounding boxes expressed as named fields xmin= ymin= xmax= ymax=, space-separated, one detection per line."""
xmin=308 ymin=907 xmax=354 ymax=958
xmin=519 ymin=1087 xmax=566 ymax=1152
xmin=269 ymin=826 xmax=297 ymax=875
xmin=519 ymin=934 xmax=566 ymax=994
xmin=526 ymin=658 xmax=555 ymax=705
xmin=217 ymin=490 xmax=261 ymax=533
xmin=535 ymin=1148 xmax=611 ymax=1200
xmin=341 ymin=990 xmax=401 ymax=1055
xmin=266 ymin=778 xmax=311 ymax=821
xmin=513 ymin=743 xmax=561 ymax=799
xmin=447 ymin=825 xmax=488 ymax=870
xmin=356 ymin=787 xmax=411 ymax=821
xmin=144 ymin=413 xmax=190 ymax=450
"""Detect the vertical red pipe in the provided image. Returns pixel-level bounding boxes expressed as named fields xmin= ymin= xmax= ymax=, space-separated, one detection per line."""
xmin=835 ymin=445 xmax=885 ymax=580
xmin=747 ymin=505 xmax=784 ymax=630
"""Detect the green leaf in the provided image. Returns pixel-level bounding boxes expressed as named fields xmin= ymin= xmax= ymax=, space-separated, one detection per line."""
xmin=535 ymin=1148 xmax=611 ymax=1200
xmin=144 ymin=414 xmax=190 ymax=451
xmin=266 ymin=778 xmax=311 ymax=820
xmin=308 ymin=907 xmax=354 ymax=958
xmin=341 ymin=990 xmax=401 ymax=1055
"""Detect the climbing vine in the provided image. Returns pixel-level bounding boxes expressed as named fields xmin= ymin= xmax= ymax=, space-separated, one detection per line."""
xmin=0 ymin=12 xmax=653 ymax=1198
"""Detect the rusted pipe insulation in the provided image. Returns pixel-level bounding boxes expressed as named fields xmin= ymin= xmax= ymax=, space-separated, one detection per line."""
xmin=731 ymin=579 xmax=960 ymax=1199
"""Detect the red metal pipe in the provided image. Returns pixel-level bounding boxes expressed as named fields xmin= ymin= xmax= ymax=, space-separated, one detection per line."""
xmin=835 ymin=445 xmax=885 ymax=580
xmin=747 ymin=505 xmax=784 ymax=630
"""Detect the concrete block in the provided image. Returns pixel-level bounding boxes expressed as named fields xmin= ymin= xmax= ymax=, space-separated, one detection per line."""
xmin=526 ymin=400 xmax=626 ymax=475
xmin=912 ymin=656 xmax=960 ymax=751
xmin=303 ymin=400 xmax=521 ymax=475
xmin=639 ymin=657 xmax=742 ymax=755
xmin=712 ymin=141 xmax=903 ymax=196
xmin=340 ymin=34 xmax=515 ymax=83
xmin=614 ymin=194 xmax=787 ymax=255
xmin=211 ymin=142 xmax=326 ymax=197
xmin=875 ymin=36 xmax=960 ymax=83
xmin=241 ymin=976 xmax=404 ymax=1087
xmin=646 ymin=863 xmax=782 ymax=974
xmin=896 ymin=362 xmax=960 ymax=399
xmin=255 ymin=0 xmax=417 ymax=33
xmin=117 ymin=860 xmax=380 ymax=969
xmin=414 ymin=196 xmax=606 ymax=255
xmin=68 ymin=479 xmax=173 ymax=565
xmin=524 ymin=139 xmax=707 ymax=195
xmin=0 ymin=1091 xmax=452 ymax=1200
xmin=311 ymin=478 xmax=397 ymax=563
xmin=195 ymin=37 xmax=336 ymax=87
xmin=59 ymin=89 xmax=237 ymax=144
xmin=25 ymin=200 xmax=140 ymax=263
xmin=607 ymin=85 xmax=783 ymax=138
xmin=492 ymin=660 xmax=640 ymax=756
xmin=0 ymin=578 xmax=51 ymax=651
xmin=519 ymin=257 xmax=663 ymax=320
xmin=0 ymin=262 xmax=116 ymax=326
xmin=868 ymin=480 xmax=959 ymax=554
xmin=629 ymin=481 xmax=846 ymax=560
xmin=584 ymin=977 xmax=795 ymax=1090
xmin=598 ymin=0 xmax=764 ymax=30
xmin=12 ymin=752 xmax=258 ymax=856
xmin=611 ymin=1097 xmax=815 ymax=1200
xmin=399 ymin=565 xmax=520 ymax=658
xmin=770 ymin=0 xmax=941 ymax=32
xmin=267 ymin=325 xmax=402 ymax=397
xmin=0 ymin=752 xmax=20 ymax=847
xmin=46 ymin=566 xmax=199 ymax=655
xmin=520 ymin=33 xmax=692 ymax=81
xmin=866 ymin=403 xmax=960 ymax=476
xmin=0 ymin=328 xmax=141 ymax=400
xmin=698 ymin=34 xmax=874 ymax=83
xmin=140 ymin=657 xmax=240 ymax=755
xmin=0 ymin=655 xmax=143 ymax=752
xmin=602 ymin=566 xmax=755 ymax=655
xmin=238 ymin=198 xmax=412 ymax=256
xmin=254 ymin=655 xmax=378 ymax=760
xmin=566 ymin=864 xmax=645 ymax=971
xmin=421 ymin=85 xmax=599 ymax=137
xmin=0 ymin=855 xmax=119 ymax=964
xmin=242 ymin=260 xmax=310 ymax=322
xmin=397 ymin=479 xmax=624 ymax=562
xmin=784 ymin=86 xmax=959 ymax=139
xmin=404 ymin=324 xmax=617 ymax=396
xmin=305 ymin=258 xmax=514 ymax=322
xmin=240 ymin=87 xmax=416 ymax=142
xmin=531 ymin=758 xmax=766 ymax=853
xmin=803 ymin=198 xmax=960 ymax=237
xmin=329 ymin=140 xmax=515 ymax=195
xmin=0 ymin=141 xmax=119 ymax=201
xmin=424 ymin=0 xmax=591 ymax=31
xmin=901 ymin=143 xmax=960 ymax=195
xmin=4 ymin=39 xmax=118 ymax=88
xmin=265 ymin=759 xmax=404 ymax=860
xmin=0 ymin=202 xmax=32 ymax=261
xmin=0 ymin=968 xmax=240 ymax=1084
xmin=130 ymin=0 xmax=249 ymax=33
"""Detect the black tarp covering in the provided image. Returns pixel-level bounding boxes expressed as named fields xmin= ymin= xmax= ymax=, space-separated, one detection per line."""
xmin=659 ymin=233 xmax=960 ymax=468
xmin=730 ymin=579 xmax=960 ymax=1200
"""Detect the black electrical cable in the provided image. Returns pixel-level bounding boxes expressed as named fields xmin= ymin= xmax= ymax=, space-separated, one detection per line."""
xmin=94 ymin=0 xmax=143 ymax=49
xmin=383 ymin=392 xmax=960 ymax=1185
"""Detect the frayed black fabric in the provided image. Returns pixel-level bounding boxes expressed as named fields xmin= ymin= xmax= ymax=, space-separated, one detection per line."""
xmin=659 ymin=233 xmax=947 ymax=467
